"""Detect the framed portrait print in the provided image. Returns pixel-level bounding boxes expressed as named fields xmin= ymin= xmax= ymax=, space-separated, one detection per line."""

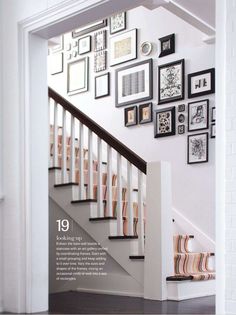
xmin=211 ymin=107 xmax=216 ymax=122
xmin=95 ymin=73 xmax=110 ymax=99
xmin=187 ymin=132 xmax=209 ymax=164
xmin=78 ymin=35 xmax=91 ymax=55
xmin=115 ymin=59 xmax=153 ymax=107
xmin=178 ymin=114 xmax=185 ymax=123
xmin=158 ymin=59 xmax=185 ymax=105
xmin=67 ymin=57 xmax=89 ymax=95
xmin=72 ymin=19 xmax=107 ymax=38
xmin=49 ymin=52 xmax=63 ymax=75
xmin=94 ymin=51 xmax=107 ymax=72
xmin=188 ymin=99 xmax=209 ymax=132
xmin=124 ymin=106 xmax=138 ymax=127
xmin=178 ymin=125 xmax=185 ymax=134
xmin=94 ymin=30 xmax=106 ymax=52
xmin=110 ymin=29 xmax=137 ymax=66
xmin=139 ymin=103 xmax=153 ymax=124
xmin=188 ymin=68 xmax=215 ymax=98
xmin=154 ymin=106 xmax=176 ymax=138
xmin=110 ymin=12 xmax=126 ymax=35
xmin=159 ymin=33 xmax=175 ymax=57
xmin=211 ymin=124 xmax=216 ymax=138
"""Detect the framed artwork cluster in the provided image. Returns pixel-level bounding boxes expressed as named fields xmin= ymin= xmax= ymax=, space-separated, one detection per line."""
xmin=124 ymin=103 xmax=153 ymax=127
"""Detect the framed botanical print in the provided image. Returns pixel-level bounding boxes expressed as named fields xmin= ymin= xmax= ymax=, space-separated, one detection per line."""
xmin=188 ymin=68 xmax=215 ymax=98
xmin=115 ymin=59 xmax=153 ymax=107
xmin=78 ymin=35 xmax=91 ymax=55
xmin=72 ymin=19 xmax=107 ymax=38
xmin=154 ymin=106 xmax=176 ymax=138
xmin=49 ymin=52 xmax=63 ymax=75
xmin=211 ymin=124 xmax=216 ymax=138
xmin=110 ymin=29 xmax=137 ymax=66
xmin=159 ymin=33 xmax=175 ymax=57
xmin=188 ymin=99 xmax=209 ymax=132
xmin=94 ymin=51 xmax=106 ymax=72
xmin=158 ymin=59 xmax=185 ymax=105
xmin=139 ymin=103 xmax=153 ymax=124
xmin=178 ymin=125 xmax=185 ymax=134
xmin=124 ymin=106 xmax=138 ymax=127
xmin=211 ymin=107 xmax=216 ymax=122
xmin=187 ymin=132 xmax=209 ymax=164
xmin=67 ymin=57 xmax=89 ymax=95
xmin=94 ymin=30 xmax=106 ymax=52
xmin=110 ymin=12 xmax=126 ymax=34
xmin=95 ymin=73 xmax=110 ymax=99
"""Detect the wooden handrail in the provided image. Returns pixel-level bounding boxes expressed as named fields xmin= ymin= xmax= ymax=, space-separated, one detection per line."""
xmin=48 ymin=88 xmax=147 ymax=174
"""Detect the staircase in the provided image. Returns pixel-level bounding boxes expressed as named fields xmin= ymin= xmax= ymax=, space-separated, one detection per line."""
xmin=48 ymin=88 xmax=215 ymax=301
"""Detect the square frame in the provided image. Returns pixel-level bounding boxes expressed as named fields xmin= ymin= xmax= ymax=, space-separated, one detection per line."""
xmin=124 ymin=106 xmax=138 ymax=127
xmin=154 ymin=106 xmax=176 ymax=138
xmin=95 ymin=73 xmax=110 ymax=99
xmin=139 ymin=103 xmax=153 ymax=124
xmin=188 ymin=68 xmax=215 ymax=98
xmin=187 ymin=132 xmax=209 ymax=164
xmin=78 ymin=35 xmax=91 ymax=55
xmin=188 ymin=99 xmax=209 ymax=132
xmin=159 ymin=33 xmax=175 ymax=57
xmin=72 ymin=19 xmax=107 ymax=38
xmin=67 ymin=57 xmax=89 ymax=95
xmin=178 ymin=104 xmax=185 ymax=112
xmin=109 ymin=12 xmax=126 ymax=35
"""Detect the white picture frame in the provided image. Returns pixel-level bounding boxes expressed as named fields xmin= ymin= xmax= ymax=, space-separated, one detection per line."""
xmin=67 ymin=57 xmax=89 ymax=95
xmin=49 ymin=52 xmax=63 ymax=75
xmin=78 ymin=35 xmax=91 ymax=55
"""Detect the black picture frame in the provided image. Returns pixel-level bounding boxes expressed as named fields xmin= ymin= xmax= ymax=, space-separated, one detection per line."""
xmin=187 ymin=132 xmax=209 ymax=164
xmin=178 ymin=125 xmax=185 ymax=134
xmin=188 ymin=99 xmax=209 ymax=132
xmin=94 ymin=51 xmax=107 ymax=73
xmin=94 ymin=73 xmax=110 ymax=99
xmin=159 ymin=33 xmax=175 ymax=57
xmin=178 ymin=104 xmax=185 ymax=112
xmin=109 ymin=12 xmax=126 ymax=35
xmin=124 ymin=106 xmax=138 ymax=127
xmin=211 ymin=107 xmax=216 ymax=122
xmin=94 ymin=30 xmax=106 ymax=52
xmin=154 ymin=106 xmax=176 ymax=138
xmin=188 ymin=68 xmax=215 ymax=98
xmin=115 ymin=59 xmax=153 ymax=107
xmin=139 ymin=103 xmax=153 ymax=124
xmin=72 ymin=19 xmax=107 ymax=38
xmin=178 ymin=114 xmax=185 ymax=123
xmin=158 ymin=59 xmax=185 ymax=105
xmin=211 ymin=123 xmax=216 ymax=138
xmin=78 ymin=35 xmax=91 ymax=55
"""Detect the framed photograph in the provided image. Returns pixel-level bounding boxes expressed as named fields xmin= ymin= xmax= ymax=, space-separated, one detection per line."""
xmin=178 ymin=114 xmax=185 ymax=123
xmin=110 ymin=12 xmax=126 ymax=34
xmin=67 ymin=57 xmax=89 ymax=95
xmin=211 ymin=124 xmax=216 ymax=138
xmin=72 ymin=19 xmax=107 ymax=38
xmin=158 ymin=59 xmax=185 ymax=105
xmin=178 ymin=104 xmax=185 ymax=112
xmin=94 ymin=51 xmax=106 ymax=72
xmin=187 ymin=132 xmax=209 ymax=164
xmin=78 ymin=35 xmax=91 ymax=55
xmin=141 ymin=42 xmax=153 ymax=56
xmin=115 ymin=59 xmax=153 ymax=107
xmin=139 ymin=103 xmax=153 ymax=124
xmin=110 ymin=29 xmax=137 ymax=66
xmin=154 ymin=106 xmax=176 ymax=138
xmin=212 ymin=107 xmax=216 ymax=122
xmin=188 ymin=68 xmax=215 ymax=98
xmin=124 ymin=106 xmax=138 ymax=127
xmin=178 ymin=125 xmax=185 ymax=134
xmin=94 ymin=30 xmax=106 ymax=52
xmin=95 ymin=73 xmax=110 ymax=99
xmin=50 ymin=35 xmax=64 ymax=53
xmin=188 ymin=99 xmax=209 ymax=132
xmin=159 ymin=33 xmax=175 ymax=57
xmin=49 ymin=52 xmax=63 ymax=75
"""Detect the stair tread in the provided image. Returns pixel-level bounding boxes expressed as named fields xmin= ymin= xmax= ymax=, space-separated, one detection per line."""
xmin=108 ymin=235 xmax=138 ymax=240
xmin=71 ymin=199 xmax=97 ymax=203
xmin=89 ymin=217 xmax=117 ymax=221
xmin=129 ymin=255 xmax=145 ymax=260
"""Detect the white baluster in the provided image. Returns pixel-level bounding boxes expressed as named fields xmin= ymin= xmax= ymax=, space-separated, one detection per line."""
xmin=70 ymin=115 xmax=75 ymax=182
xmin=117 ymin=153 xmax=123 ymax=236
xmin=138 ymin=170 xmax=145 ymax=255
xmin=53 ymin=101 xmax=58 ymax=167
xmin=62 ymin=108 xmax=67 ymax=183
xmin=107 ymin=145 xmax=112 ymax=217
xmin=88 ymin=130 xmax=93 ymax=199
xmin=127 ymin=161 xmax=134 ymax=235
xmin=79 ymin=122 xmax=84 ymax=199
xmin=97 ymin=137 xmax=103 ymax=217
xmin=48 ymin=97 xmax=51 ymax=167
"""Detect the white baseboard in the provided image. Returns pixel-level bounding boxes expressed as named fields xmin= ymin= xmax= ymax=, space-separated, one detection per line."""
xmin=75 ymin=287 xmax=144 ymax=298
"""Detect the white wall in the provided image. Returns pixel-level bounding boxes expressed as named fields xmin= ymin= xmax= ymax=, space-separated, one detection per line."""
xmin=48 ymin=6 xmax=216 ymax=239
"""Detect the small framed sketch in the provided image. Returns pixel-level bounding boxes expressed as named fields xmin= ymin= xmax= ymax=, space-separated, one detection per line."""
xmin=178 ymin=114 xmax=185 ymax=123
xmin=188 ymin=99 xmax=209 ymax=132
xmin=115 ymin=59 xmax=153 ymax=107
xmin=94 ymin=51 xmax=106 ymax=72
xmin=158 ymin=59 xmax=185 ymax=105
xmin=139 ymin=103 xmax=153 ymax=124
xmin=95 ymin=73 xmax=110 ymax=99
xmin=72 ymin=19 xmax=107 ymax=38
xmin=159 ymin=33 xmax=175 ymax=57
xmin=67 ymin=57 xmax=89 ymax=95
xmin=78 ymin=35 xmax=91 ymax=55
xmin=49 ymin=52 xmax=63 ymax=75
xmin=141 ymin=42 xmax=153 ymax=56
xmin=211 ymin=107 xmax=216 ymax=122
xmin=188 ymin=68 xmax=215 ymax=98
xmin=154 ymin=106 xmax=176 ymax=138
xmin=178 ymin=104 xmax=185 ymax=112
xmin=211 ymin=124 xmax=216 ymax=138
xmin=110 ymin=29 xmax=137 ymax=66
xmin=178 ymin=125 xmax=185 ymax=134
xmin=94 ymin=30 xmax=106 ymax=52
xmin=124 ymin=106 xmax=138 ymax=127
xmin=110 ymin=12 xmax=126 ymax=34
xmin=187 ymin=132 xmax=209 ymax=164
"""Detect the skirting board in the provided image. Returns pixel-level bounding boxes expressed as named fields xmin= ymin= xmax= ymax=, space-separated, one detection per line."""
xmin=75 ymin=287 xmax=144 ymax=298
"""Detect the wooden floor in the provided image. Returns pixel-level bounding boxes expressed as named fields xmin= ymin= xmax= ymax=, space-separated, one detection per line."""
xmin=48 ymin=291 xmax=215 ymax=314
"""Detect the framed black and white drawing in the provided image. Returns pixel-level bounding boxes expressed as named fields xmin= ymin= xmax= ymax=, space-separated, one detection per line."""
xmin=94 ymin=30 xmax=106 ymax=52
xmin=109 ymin=12 xmax=126 ymax=34
xmin=158 ymin=59 xmax=185 ymax=105
xmin=159 ymin=33 xmax=175 ymax=57
xmin=211 ymin=107 xmax=216 ymax=122
xmin=178 ymin=125 xmax=185 ymax=135
xmin=49 ymin=52 xmax=63 ymax=75
xmin=72 ymin=19 xmax=107 ymax=38
xmin=188 ymin=68 xmax=215 ymax=98
xmin=139 ymin=103 xmax=153 ymax=124
xmin=178 ymin=114 xmax=185 ymax=123
xmin=124 ymin=106 xmax=138 ymax=127
xmin=78 ymin=35 xmax=91 ymax=55
xmin=67 ymin=57 xmax=89 ymax=95
xmin=154 ymin=106 xmax=176 ymax=138
xmin=188 ymin=99 xmax=209 ymax=132
xmin=94 ymin=51 xmax=106 ymax=72
xmin=115 ymin=59 xmax=153 ymax=107
xmin=211 ymin=124 xmax=216 ymax=138
xmin=187 ymin=133 xmax=209 ymax=164
xmin=178 ymin=104 xmax=185 ymax=112
xmin=110 ymin=29 xmax=137 ymax=66
xmin=95 ymin=73 xmax=110 ymax=99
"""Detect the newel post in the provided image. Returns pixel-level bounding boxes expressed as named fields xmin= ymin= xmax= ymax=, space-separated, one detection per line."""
xmin=144 ymin=161 xmax=174 ymax=300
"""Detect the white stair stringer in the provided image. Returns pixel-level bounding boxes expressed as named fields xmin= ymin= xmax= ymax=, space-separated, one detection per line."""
xmin=49 ymin=170 xmax=144 ymax=285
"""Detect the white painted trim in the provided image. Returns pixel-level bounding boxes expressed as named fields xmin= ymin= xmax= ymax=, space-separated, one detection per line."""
xmin=75 ymin=287 xmax=144 ymax=298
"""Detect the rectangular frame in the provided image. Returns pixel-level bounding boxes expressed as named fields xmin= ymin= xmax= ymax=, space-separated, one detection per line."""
xmin=124 ymin=106 xmax=138 ymax=127
xmin=94 ymin=51 xmax=107 ymax=72
xmin=72 ymin=19 xmax=107 ymax=38
xmin=188 ymin=68 xmax=215 ymax=98
xmin=78 ymin=35 xmax=91 ymax=55
xmin=188 ymin=99 xmax=209 ymax=132
xmin=154 ymin=106 xmax=176 ymax=138
xmin=67 ymin=57 xmax=89 ymax=95
xmin=109 ymin=12 xmax=127 ymax=35
xmin=187 ymin=132 xmax=209 ymax=164
xmin=159 ymin=33 xmax=175 ymax=58
xmin=139 ymin=103 xmax=153 ymax=124
xmin=95 ymin=72 xmax=110 ymax=99
xmin=49 ymin=52 xmax=63 ymax=75
xmin=212 ymin=107 xmax=216 ymax=122
xmin=211 ymin=123 xmax=216 ymax=138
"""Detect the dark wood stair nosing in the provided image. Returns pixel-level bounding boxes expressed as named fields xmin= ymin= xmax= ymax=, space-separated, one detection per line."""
xmin=166 ymin=275 xmax=193 ymax=282
xmin=108 ymin=235 xmax=138 ymax=240
xmin=71 ymin=199 xmax=97 ymax=204
xmin=89 ymin=216 xmax=117 ymax=221
xmin=54 ymin=182 xmax=78 ymax=188
xmin=129 ymin=255 xmax=145 ymax=260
